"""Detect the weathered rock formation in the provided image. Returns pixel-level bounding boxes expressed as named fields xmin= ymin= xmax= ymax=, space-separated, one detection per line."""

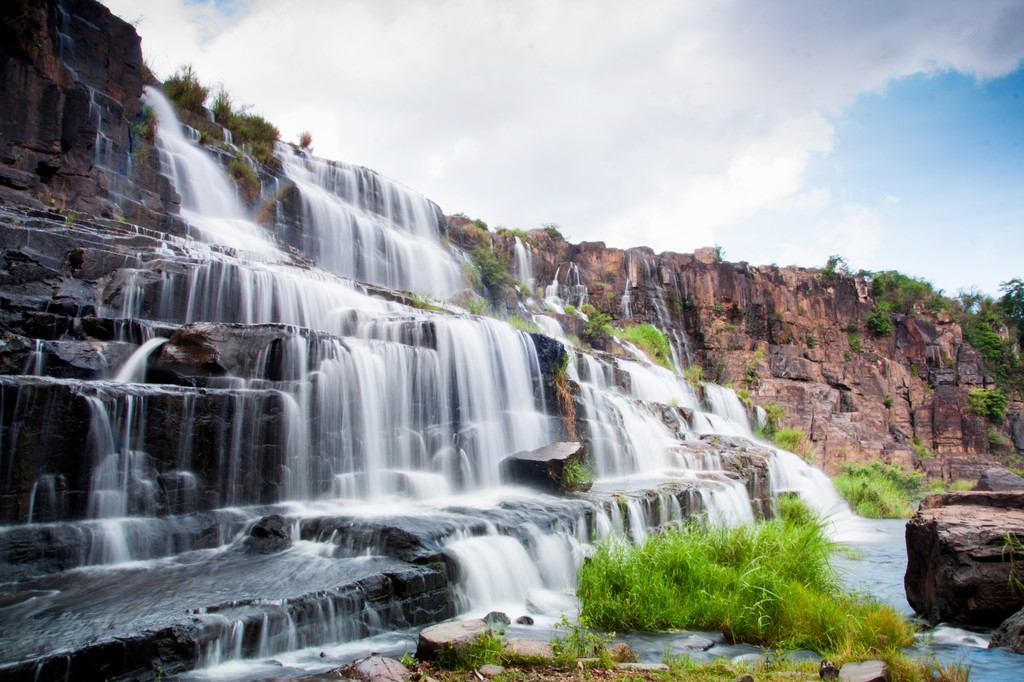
xmin=448 ymin=216 xmax=1022 ymax=481
xmin=991 ymin=607 xmax=1024 ymax=654
xmin=904 ymin=492 xmax=1024 ymax=626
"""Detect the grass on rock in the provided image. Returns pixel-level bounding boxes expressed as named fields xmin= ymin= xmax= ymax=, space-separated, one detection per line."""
xmin=832 ymin=462 xmax=922 ymax=518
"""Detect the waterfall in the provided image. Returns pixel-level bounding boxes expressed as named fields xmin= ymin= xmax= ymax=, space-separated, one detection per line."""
xmin=145 ymin=87 xmax=281 ymax=256
xmin=513 ymin=236 xmax=534 ymax=292
xmin=0 ymin=73 xmax=870 ymax=679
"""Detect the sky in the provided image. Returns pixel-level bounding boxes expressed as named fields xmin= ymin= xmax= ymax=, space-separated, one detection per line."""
xmin=104 ymin=0 xmax=1024 ymax=297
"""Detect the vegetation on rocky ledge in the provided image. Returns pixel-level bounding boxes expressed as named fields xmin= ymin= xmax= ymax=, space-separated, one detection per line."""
xmin=832 ymin=462 xmax=923 ymax=518
xmin=577 ymin=498 xmax=914 ymax=658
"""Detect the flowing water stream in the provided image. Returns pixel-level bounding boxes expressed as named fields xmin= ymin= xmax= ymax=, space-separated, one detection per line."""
xmin=0 ymin=88 xmax=1011 ymax=680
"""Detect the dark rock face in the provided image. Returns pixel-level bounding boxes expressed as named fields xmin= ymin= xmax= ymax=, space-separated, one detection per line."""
xmin=990 ymin=607 xmax=1024 ymax=654
xmin=0 ymin=0 xmax=173 ymax=225
xmin=498 ymin=442 xmax=586 ymax=493
xmin=974 ymin=467 xmax=1024 ymax=492
xmin=905 ymin=492 xmax=1024 ymax=626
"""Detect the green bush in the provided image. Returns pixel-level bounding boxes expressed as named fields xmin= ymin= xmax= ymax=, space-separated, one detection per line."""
xmin=581 ymin=309 xmax=612 ymax=346
xmin=832 ymin=462 xmax=922 ymax=518
xmin=227 ymin=158 xmax=260 ymax=204
xmin=820 ymin=254 xmax=850 ymax=285
xmin=772 ymin=428 xmax=811 ymax=459
xmin=577 ymin=497 xmax=913 ymax=657
xmin=560 ymin=460 xmax=595 ymax=493
xmin=615 ymin=324 xmax=674 ymax=370
xmin=227 ymin=111 xmax=281 ymax=171
xmin=870 ymin=270 xmax=936 ymax=315
xmin=163 ymin=64 xmax=208 ymax=114
xmin=758 ymin=401 xmax=787 ymax=438
xmin=470 ymin=247 xmax=514 ymax=303
xmin=966 ymin=388 xmax=1009 ymax=422
xmin=865 ymin=306 xmax=894 ymax=337
xmin=847 ymin=332 xmax=862 ymax=353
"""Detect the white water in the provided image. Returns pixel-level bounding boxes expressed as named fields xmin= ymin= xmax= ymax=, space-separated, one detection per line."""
xmin=145 ymin=87 xmax=281 ymax=257
xmin=278 ymin=149 xmax=464 ymax=297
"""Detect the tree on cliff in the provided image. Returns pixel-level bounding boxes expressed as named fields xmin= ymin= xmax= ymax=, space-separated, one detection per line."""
xmin=1001 ymin=278 xmax=1024 ymax=345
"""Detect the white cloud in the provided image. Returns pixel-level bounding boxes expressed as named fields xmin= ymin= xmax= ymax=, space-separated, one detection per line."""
xmin=103 ymin=0 xmax=1024 ymax=273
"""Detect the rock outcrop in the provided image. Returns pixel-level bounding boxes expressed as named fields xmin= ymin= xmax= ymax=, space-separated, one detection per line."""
xmin=904 ymin=492 xmax=1024 ymax=626
xmin=499 ymin=442 xmax=588 ymax=493
xmin=990 ymin=607 xmax=1024 ymax=653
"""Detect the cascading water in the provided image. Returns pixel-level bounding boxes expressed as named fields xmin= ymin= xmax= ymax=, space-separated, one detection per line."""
xmin=0 ymin=78 xmax=869 ymax=680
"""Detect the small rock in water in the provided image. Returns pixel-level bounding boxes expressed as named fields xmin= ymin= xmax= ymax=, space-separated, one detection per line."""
xmin=240 ymin=514 xmax=292 ymax=554
xmin=483 ymin=611 xmax=510 ymax=626
xmin=819 ymin=658 xmax=839 ymax=679
xmin=515 ymin=615 xmax=534 ymax=625
xmin=679 ymin=634 xmax=715 ymax=651
xmin=838 ymin=659 xmax=888 ymax=682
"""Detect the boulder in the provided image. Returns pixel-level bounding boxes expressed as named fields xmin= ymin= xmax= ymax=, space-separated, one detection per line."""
xmin=498 ymin=442 xmax=587 ymax=493
xmin=514 ymin=615 xmax=534 ymax=625
xmin=838 ymin=660 xmax=887 ymax=682
xmin=336 ymin=656 xmax=411 ymax=682
xmin=240 ymin=515 xmax=292 ymax=554
xmin=990 ymin=606 xmax=1024 ymax=654
xmin=504 ymin=639 xmax=553 ymax=660
xmin=483 ymin=611 xmax=510 ymax=626
xmin=973 ymin=467 xmax=1024 ymax=492
xmin=415 ymin=619 xmax=491 ymax=661
xmin=476 ymin=664 xmax=503 ymax=678
xmin=905 ymin=492 xmax=1024 ymax=626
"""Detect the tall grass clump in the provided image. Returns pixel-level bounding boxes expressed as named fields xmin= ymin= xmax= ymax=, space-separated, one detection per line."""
xmin=577 ymin=497 xmax=914 ymax=657
xmin=615 ymin=324 xmax=675 ymax=370
xmin=832 ymin=462 xmax=922 ymax=518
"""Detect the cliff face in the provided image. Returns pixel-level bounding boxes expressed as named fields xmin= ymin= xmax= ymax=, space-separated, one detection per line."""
xmin=453 ymin=221 xmax=1021 ymax=480
xmin=0 ymin=0 xmax=178 ymax=226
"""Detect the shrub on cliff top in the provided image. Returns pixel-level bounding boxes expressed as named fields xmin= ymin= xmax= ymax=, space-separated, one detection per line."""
xmin=966 ymin=388 xmax=1009 ymax=422
xmin=865 ymin=306 xmax=894 ymax=337
xmin=578 ymin=497 xmax=913 ymax=657
xmin=163 ymin=64 xmax=209 ymax=114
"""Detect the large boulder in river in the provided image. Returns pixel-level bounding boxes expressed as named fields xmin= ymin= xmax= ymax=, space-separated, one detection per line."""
xmin=905 ymin=492 xmax=1024 ymax=626
xmin=498 ymin=442 xmax=588 ymax=493
xmin=973 ymin=467 xmax=1024 ymax=492
xmin=990 ymin=607 xmax=1024 ymax=653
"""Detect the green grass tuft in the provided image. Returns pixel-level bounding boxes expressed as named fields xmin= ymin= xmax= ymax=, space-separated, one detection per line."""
xmin=832 ymin=462 xmax=921 ymax=518
xmin=577 ymin=497 xmax=914 ymax=657
xmin=614 ymin=324 xmax=675 ymax=370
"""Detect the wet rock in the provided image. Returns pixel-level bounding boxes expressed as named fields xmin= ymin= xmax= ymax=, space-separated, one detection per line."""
xmin=483 ymin=611 xmax=510 ymax=626
xmin=505 ymin=639 xmax=553 ymax=660
xmin=515 ymin=615 xmax=534 ymax=625
xmin=679 ymin=634 xmax=715 ymax=651
xmin=973 ymin=467 xmax=1024 ymax=492
xmin=905 ymin=492 xmax=1024 ymax=626
xmin=838 ymin=660 xmax=887 ymax=681
xmin=498 ymin=442 xmax=587 ymax=493
xmin=415 ymin=619 xmax=491 ymax=661
xmin=336 ymin=656 xmax=411 ymax=682
xmin=241 ymin=514 xmax=292 ymax=554
xmin=990 ymin=606 xmax=1024 ymax=653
